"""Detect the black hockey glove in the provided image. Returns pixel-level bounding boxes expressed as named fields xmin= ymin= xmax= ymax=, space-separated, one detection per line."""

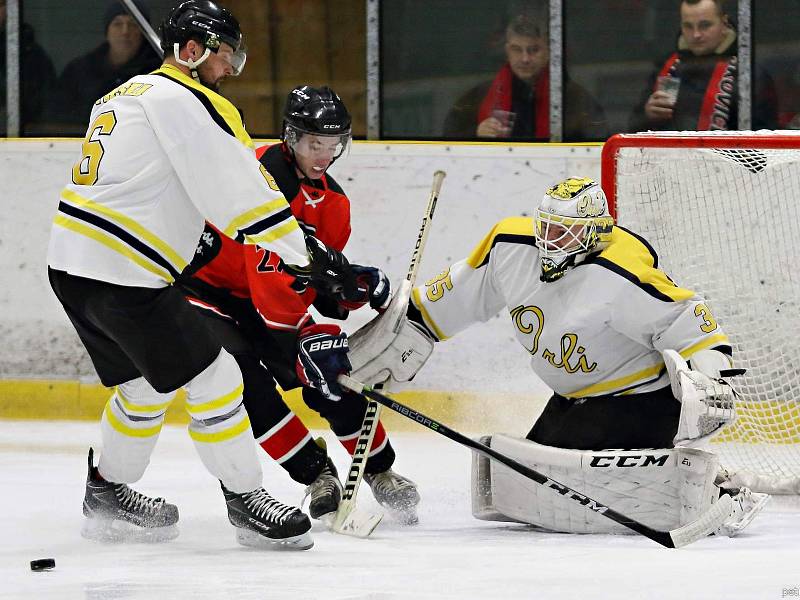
xmin=296 ymin=324 xmax=351 ymax=401
xmin=299 ymin=236 xmax=359 ymax=300
xmin=338 ymin=265 xmax=392 ymax=312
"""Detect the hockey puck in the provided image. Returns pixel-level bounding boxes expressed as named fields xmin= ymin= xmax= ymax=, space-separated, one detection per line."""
xmin=30 ymin=558 xmax=55 ymax=571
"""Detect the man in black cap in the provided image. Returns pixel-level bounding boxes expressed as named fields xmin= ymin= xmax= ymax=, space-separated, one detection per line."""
xmin=47 ymin=0 xmax=160 ymax=134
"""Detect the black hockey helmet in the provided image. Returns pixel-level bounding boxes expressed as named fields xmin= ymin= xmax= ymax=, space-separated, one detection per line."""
xmin=282 ymin=86 xmax=352 ymax=169
xmin=283 ymin=86 xmax=352 ymax=138
xmin=161 ymin=1 xmax=245 ymax=74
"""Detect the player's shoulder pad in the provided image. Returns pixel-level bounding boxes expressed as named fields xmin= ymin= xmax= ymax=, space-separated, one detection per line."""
xmin=466 ymin=216 xmax=536 ymax=269
xmin=258 ymin=144 xmax=301 ymax=199
xmin=146 ymin=66 xmax=253 ymax=149
xmin=589 ymin=226 xmax=694 ymax=302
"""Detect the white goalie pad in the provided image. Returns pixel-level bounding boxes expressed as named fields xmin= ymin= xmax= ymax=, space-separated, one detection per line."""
xmin=347 ymin=279 xmax=434 ymax=385
xmin=471 ymin=434 xmax=721 ymax=534
xmin=663 ymin=349 xmax=737 ymax=445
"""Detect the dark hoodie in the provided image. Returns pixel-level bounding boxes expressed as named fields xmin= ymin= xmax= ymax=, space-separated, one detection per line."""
xmin=48 ymin=40 xmax=161 ymax=135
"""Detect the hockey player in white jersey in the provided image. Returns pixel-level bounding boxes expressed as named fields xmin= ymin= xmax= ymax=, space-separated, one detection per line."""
xmin=46 ymin=0 xmax=357 ymax=550
xmin=349 ymin=176 xmax=768 ymax=537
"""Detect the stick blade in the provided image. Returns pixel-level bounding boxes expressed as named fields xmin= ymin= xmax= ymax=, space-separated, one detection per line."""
xmin=668 ymin=493 xmax=734 ymax=548
xmin=328 ymin=505 xmax=383 ymax=538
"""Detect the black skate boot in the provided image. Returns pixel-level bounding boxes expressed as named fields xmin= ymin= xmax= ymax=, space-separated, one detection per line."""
xmin=221 ymin=483 xmax=313 ymax=550
xmin=364 ymin=468 xmax=421 ymax=525
xmin=82 ymin=448 xmax=179 ymax=542
xmin=304 ymin=457 xmax=343 ymax=519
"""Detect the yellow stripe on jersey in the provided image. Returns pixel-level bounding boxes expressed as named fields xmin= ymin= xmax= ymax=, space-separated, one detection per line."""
xmin=245 ymin=219 xmax=301 ymax=245
xmin=411 ymin=287 xmax=449 ymax=341
xmin=53 ymin=215 xmax=174 ymax=282
xmin=61 ymin=189 xmax=187 ymax=272
xmin=596 ymin=228 xmax=694 ymax=302
xmin=153 ymin=64 xmax=254 ymax=149
xmin=466 ymin=217 xmax=535 ymax=269
xmin=223 ymin=198 xmax=289 ymax=239
xmin=567 ymin=361 xmax=665 ymax=398
xmin=679 ymin=333 xmax=730 ymax=358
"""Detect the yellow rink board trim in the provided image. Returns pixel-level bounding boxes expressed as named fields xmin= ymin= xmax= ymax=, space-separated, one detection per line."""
xmin=0 ymin=379 xmax=526 ymax=431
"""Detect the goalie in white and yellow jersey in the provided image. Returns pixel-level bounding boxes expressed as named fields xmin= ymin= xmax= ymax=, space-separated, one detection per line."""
xmin=347 ymin=176 xmax=768 ymax=538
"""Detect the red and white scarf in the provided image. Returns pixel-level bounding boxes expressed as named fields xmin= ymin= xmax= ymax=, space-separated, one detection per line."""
xmin=478 ymin=63 xmax=550 ymax=138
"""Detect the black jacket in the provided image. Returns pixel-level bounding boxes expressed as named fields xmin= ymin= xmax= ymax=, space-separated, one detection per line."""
xmin=442 ymin=72 xmax=608 ymax=142
xmin=629 ymin=32 xmax=778 ymax=132
xmin=47 ymin=42 xmax=161 ymax=135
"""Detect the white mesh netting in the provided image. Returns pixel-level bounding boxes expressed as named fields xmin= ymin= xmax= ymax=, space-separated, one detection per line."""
xmin=610 ymin=132 xmax=800 ymax=494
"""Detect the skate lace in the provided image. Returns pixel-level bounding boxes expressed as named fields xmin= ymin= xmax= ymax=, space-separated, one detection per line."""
xmin=115 ymin=484 xmax=164 ymax=515
xmin=368 ymin=470 xmax=413 ymax=495
xmin=305 ymin=465 xmax=340 ymax=499
xmin=242 ymin=489 xmax=296 ymax=524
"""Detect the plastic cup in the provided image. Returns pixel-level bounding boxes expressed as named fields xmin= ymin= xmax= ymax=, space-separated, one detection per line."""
xmin=491 ymin=109 xmax=516 ymax=134
xmin=657 ymin=75 xmax=681 ymax=105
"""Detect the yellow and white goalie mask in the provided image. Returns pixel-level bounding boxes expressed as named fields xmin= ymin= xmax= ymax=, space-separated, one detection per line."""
xmin=534 ymin=177 xmax=614 ymax=282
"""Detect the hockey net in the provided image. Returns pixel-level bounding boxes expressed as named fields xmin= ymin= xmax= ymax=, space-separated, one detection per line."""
xmin=602 ymin=131 xmax=800 ymax=494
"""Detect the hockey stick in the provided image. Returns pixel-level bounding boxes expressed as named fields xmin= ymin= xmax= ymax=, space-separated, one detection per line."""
xmin=120 ymin=0 xmax=165 ymax=59
xmin=331 ymin=170 xmax=447 ymax=537
xmin=337 ymin=375 xmax=735 ymax=549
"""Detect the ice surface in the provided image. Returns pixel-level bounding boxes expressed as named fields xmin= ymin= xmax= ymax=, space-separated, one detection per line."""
xmin=1 ymin=420 xmax=798 ymax=600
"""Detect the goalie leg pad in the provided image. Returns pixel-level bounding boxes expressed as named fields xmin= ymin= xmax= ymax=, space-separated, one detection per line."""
xmin=470 ymin=434 xmax=721 ymax=534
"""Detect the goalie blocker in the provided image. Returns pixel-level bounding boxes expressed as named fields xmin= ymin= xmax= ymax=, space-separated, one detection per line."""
xmin=347 ymin=279 xmax=434 ymax=386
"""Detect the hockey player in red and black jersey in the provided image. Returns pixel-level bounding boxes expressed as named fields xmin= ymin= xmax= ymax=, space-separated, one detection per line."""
xmin=178 ymin=86 xmax=420 ymax=525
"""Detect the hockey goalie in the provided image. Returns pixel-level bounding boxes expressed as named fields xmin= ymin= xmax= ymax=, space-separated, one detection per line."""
xmin=346 ymin=176 xmax=769 ymax=537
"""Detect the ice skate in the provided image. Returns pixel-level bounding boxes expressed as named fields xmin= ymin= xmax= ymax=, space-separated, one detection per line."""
xmin=304 ymin=457 xmax=343 ymax=519
xmin=81 ymin=448 xmax=179 ymax=543
xmin=365 ymin=468 xmax=420 ymax=525
xmin=221 ymin=483 xmax=313 ymax=550
xmin=715 ymin=487 xmax=770 ymax=537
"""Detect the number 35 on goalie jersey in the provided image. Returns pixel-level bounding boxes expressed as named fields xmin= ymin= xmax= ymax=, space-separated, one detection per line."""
xmin=410 ymin=217 xmax=729 ymax=398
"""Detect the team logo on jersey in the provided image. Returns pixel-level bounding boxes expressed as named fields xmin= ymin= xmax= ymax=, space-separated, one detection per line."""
xmin=302 ymin=188 xmax=325 ymax=208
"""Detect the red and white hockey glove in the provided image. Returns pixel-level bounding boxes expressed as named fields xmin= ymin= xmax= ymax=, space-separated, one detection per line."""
xmin=338 ymin=265 xmax=392 ymax=312
xmin=296 ymin=324 xmax=352 ymax=401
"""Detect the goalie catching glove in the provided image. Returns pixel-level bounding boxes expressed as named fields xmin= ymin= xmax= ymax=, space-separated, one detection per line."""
xmin=296 ymin=324 xmax=351 ymax=401
xmin=347 ymin=279 xmax=435 ymax=386
xmin=663 ymin=348 xmax=742 ymax=445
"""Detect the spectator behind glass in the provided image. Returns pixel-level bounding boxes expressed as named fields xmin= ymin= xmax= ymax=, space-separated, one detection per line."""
xmin=629 ymin=0 xmax=778 ymax=132
xmin=442 ymin=13 xmax=607 ymax=142
xmin=47 ymin=0 xmax=161 ymax=134
xmin=0 ymin=0 xmax=57 ymax=135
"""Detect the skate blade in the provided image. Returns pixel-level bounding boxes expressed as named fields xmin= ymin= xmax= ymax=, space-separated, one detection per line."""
xmin=388 ymin=507 xmax=419 ymax=526
xmin=329 ymin=506 xmax=383 ymax=538
xmin=235 ymin=527 xmax=314 ymax=551
xmin=81 ymin=517 xmax=179 ymax=543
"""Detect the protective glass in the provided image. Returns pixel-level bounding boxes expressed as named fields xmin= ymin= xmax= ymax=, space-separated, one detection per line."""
xmin=288 ymin=129 xmax=351 ymax=161
xmin=217 ymin=44 xmax=247 ymax=76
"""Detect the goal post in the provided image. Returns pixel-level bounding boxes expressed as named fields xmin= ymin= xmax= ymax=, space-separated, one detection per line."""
xmin=602 ymin=131 xmax=800 ymax=494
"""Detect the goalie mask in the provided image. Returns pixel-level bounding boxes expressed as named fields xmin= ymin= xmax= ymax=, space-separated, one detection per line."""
xmin=282 ymin=86 xmax=352 ymax=179
xmin=534 ymin=177 xmax=614 ymax=282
